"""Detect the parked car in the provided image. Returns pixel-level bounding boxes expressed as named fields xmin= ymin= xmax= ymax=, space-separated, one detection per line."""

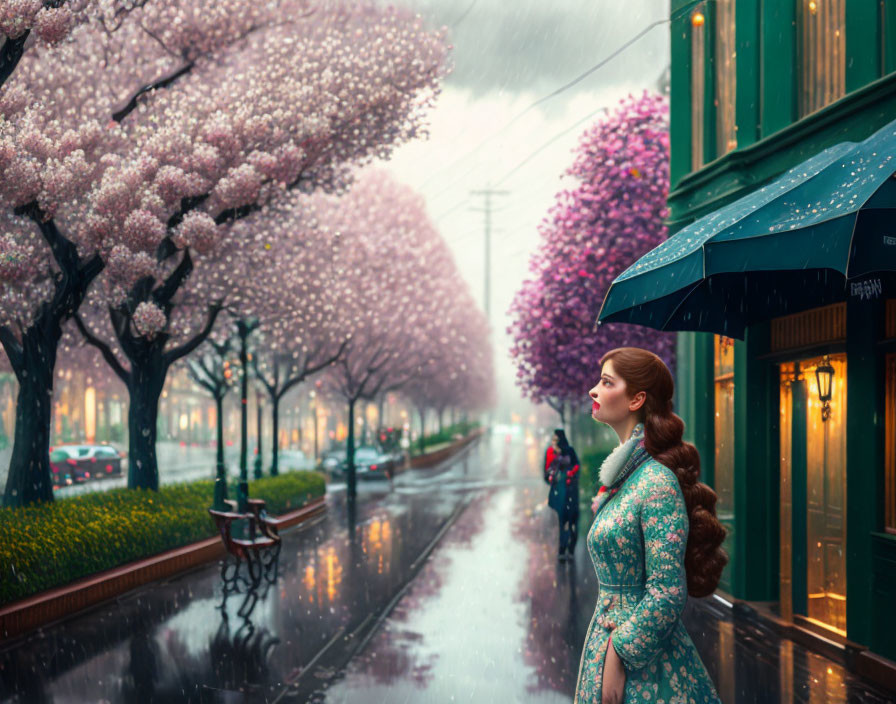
xmin=276 ymin=449 xmax=315 ymax=471
xmin=50 ymin=444 xmax=124 ymax=487
xmin=354 ymin=446 xmax=397 ymax=480
xmin=319 ymin=449 xmax=347 ymax=479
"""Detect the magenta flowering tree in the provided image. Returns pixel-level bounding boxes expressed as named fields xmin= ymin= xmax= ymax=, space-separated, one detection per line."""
xmin=508 ymin=92 xmax=676 ymax=420
xmin=1 ymin=0 xmax=450 ymax=504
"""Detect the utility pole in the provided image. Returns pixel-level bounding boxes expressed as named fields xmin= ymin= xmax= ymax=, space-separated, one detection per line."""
xmin=471 ymin=186 xmax=508 ymax=431
xmin=470 ymin=186 xmax=509 ymax=326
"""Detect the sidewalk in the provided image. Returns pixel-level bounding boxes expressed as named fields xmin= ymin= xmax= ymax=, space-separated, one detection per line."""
xmin=0 ymin=440 xmax=485 ymax=703
xmin=310 ymin=439 xmax=896 ymax=704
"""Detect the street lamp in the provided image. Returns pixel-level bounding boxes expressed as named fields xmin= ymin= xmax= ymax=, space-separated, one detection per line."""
xmin=254 ymin=391 xmax=263 ymax=479
xmin=815 ymin=355 xmax=835 ymax=422
xmin=310 ymin=390 xmax=319 ymax=463
xmin=235 ymin=317 xmax=259 ymax=513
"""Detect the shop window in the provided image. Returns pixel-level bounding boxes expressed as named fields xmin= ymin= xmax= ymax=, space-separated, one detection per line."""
xmin=799 ymin=0 xmax=846 ymax=117
xmin=691 ymin=4 xmax=706 ymax=171
xmin=715 ymin=0 xmax=737 ymax=156
xmin=714 ymin=335 xmax=735 ymax=522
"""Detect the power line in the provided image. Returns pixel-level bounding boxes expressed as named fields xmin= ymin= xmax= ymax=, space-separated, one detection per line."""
xmin=494 ymin=103 xmax=608 ymax=186
xmin=418 ymin=8 xmax=682 ymax=196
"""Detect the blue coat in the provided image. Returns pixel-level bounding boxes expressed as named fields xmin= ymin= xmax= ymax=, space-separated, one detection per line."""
xmin=544 ymin=446 xmax=580 ymax=518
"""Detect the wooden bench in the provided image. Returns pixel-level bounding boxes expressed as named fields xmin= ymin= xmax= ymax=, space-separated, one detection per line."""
xmin=209 ymin=502 xmax=281 ymax=585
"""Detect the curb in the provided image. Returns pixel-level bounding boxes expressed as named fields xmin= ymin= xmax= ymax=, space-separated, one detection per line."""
xmin=409 ymin=427 xmax=486 ymax=470
xmin=715 ymin=590 xmax=896 ymax=693
xmin=0 ymin=495 xmax=327 ymax=644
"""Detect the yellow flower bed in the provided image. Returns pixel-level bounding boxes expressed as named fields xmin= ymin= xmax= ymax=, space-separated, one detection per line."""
xmin=0 ymin=470 xmax=325 ymax=606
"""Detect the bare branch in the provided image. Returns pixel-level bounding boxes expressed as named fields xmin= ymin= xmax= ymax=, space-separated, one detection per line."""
xmin=73 ymin=313 xmax=130 ymax=384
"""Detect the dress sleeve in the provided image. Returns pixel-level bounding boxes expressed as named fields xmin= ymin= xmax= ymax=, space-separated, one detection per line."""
xmin=610 ymin=467 xmax=689 ymax=671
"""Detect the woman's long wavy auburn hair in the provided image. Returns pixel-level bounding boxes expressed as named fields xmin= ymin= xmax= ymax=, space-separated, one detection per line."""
xmin=599 ymin=346 xmax=728 ymax=598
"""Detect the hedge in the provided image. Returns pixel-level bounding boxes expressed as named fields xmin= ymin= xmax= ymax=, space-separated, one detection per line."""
xmin=0 ymin=470 xmax=326 ymax=606
xmin=419 ymin=420 xmax=480 ymax=447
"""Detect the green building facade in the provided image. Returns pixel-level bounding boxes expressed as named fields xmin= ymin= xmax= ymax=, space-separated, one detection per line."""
xmin=669 ymin=0 xmax=896 ymax=668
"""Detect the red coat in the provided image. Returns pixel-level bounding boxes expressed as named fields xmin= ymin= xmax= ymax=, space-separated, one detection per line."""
xmin=544 ymin=446 xmax=580 ymax=485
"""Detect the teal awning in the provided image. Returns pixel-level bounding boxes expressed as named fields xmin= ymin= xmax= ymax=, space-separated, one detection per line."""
xmin=596 ymin=118 xmax=896 ymax=339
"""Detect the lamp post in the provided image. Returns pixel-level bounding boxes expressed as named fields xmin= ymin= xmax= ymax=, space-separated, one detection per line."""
xmin=235 ymin=317 xmax=259 ymax=513
xmin=254 ymin=390 xmax=263 ymax=479
xmin=212 ymin=360 xmax=233 ymax=511
xmin=815 ymin=355 xmax=835 ymax=422
xmin=310 ymin=390 xmax=319 ymax=463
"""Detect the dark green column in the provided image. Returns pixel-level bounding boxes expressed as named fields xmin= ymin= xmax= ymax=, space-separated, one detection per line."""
xmin=732 ymin=321 xmax=778 ymax=600
xmin=735 ymin=0 xmax=761 ymax=147
xmin=760 ymin=0 xmax=797 ymax=136
xmin=669 ymin=7 xmax=693 ymax=188
xmin=845 ymin=295 xmax=885 ymax=647
xmin=884 ymin=0 xmax=896 ymax=76
xmin=791 ymin=377 xmax=808 ymax=617
xmin=846 ymin=0 xmax=882 ymax=92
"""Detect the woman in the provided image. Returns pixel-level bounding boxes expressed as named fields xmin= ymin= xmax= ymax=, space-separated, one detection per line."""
xmin=575 ymin=347 xmax=727 ymax=704
xmin=544 ymin=428 xmax=580 ymax=562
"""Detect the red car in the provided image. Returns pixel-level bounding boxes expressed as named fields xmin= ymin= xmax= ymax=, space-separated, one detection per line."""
xmin=50 ymin=444 xmax=124 ymax=488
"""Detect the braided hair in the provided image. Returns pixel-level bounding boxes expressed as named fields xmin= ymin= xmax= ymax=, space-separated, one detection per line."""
xmin=599 ymin=347 xmax=729 ymax=598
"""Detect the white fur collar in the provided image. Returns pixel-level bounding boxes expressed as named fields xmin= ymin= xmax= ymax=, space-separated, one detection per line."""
xmin=599 ymin=423 xmax=645 ymax=487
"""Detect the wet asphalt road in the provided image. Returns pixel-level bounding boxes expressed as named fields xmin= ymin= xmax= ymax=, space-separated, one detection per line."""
xmin=1 ymin=432 xmax=894 ymax=703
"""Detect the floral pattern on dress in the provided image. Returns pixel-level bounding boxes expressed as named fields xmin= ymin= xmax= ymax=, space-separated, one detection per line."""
xmin=574 ymin=454 xmax=722 ymax=704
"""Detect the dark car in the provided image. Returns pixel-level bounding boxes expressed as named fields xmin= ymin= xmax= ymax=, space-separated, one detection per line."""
xmin=319 ymin=449 xmax=347 ymax=479
xmin=354 ymin=446 xmax=397 ymax=480
xmin=50 ymin=444 xmax=124 ymax=488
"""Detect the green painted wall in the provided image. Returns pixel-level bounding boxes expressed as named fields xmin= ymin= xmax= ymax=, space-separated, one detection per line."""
xmin=733 ymin=321 xmax=778 ymax=601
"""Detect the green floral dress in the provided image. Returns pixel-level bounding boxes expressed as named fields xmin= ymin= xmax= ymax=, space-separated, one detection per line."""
xmin=574 ymin=427 xmax=722 ymax=704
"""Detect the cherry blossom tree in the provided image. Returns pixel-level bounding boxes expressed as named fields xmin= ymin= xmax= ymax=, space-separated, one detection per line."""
xmin=0 ymin=0 xmax=156 ymax=90
xmin=0 ymin=1 xmax=300 ymax=505
xmin=404 ymin=277 xmax=493 ymax=450
xmin=1 ymin=0 xmax=450 ymax=504
xmin=508 ymin=92 xmax=676 ymax=418
xmin=312 ymin=170 xmax=494 ymax=513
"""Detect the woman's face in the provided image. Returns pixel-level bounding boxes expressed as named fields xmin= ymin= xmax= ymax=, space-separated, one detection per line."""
xmin=551 ymin=434 xmax=559 ymax=447
xmin=589 ymin=359 xmax=644 ymax=424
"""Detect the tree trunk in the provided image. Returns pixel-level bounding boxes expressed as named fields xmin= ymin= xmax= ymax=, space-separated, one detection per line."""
xmin=127 ymin=363 xmax=165 ymax=491
xmin=346 ymin=398 xmax=357 ymax=514
xmin=438 ymin=407 xmax=444 ymax=434
xmin=378 ymin=394 xmax=385 ymax=431
xmin=269 ymin=392 xmax=281 ymax=477
xmin=418 ymin=407 xmax=426 ymax=454
xmin=2 ymin=327 xmax=56 ymax=507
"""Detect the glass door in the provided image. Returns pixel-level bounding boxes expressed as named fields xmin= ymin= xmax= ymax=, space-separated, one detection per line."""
xmin=778 ymin=354 xmax=847 ymax=635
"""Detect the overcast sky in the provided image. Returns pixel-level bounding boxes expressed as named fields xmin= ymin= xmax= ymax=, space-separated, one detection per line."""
xmin=380 ymin=0 xmax=671 ymax=425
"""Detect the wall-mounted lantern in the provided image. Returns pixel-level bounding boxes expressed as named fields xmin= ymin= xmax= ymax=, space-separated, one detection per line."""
xmin=815 ymin=355 xmax=835 ymax=422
